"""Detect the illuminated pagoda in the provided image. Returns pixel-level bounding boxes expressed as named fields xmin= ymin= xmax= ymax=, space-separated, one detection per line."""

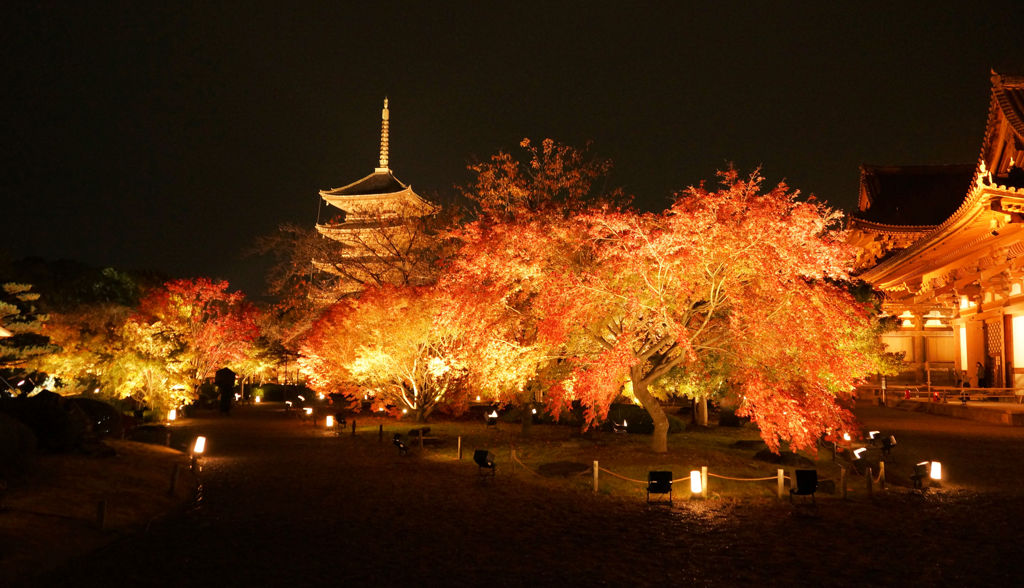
xmin=314 ymin=99 xmax=438 ymax=295
xmin=852 ymin=71 xmax=1024 ymax=389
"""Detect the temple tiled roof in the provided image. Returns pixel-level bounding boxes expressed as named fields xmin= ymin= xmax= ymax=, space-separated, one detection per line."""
xmin=852 ymin=164 xmax=975 ymax=226
xmin=992 ymin=72 xmax=1024 ymax=140
xmin=321 ymin=170 xmax=408 ymax=197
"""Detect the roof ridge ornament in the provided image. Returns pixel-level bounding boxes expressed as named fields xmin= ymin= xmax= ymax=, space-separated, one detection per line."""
xmin=376 ymin=97 xmax=390 ymax=173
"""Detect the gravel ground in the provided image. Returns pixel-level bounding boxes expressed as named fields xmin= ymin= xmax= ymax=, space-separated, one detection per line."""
xmin=21 ymin=404 xmax=1024 ymax=587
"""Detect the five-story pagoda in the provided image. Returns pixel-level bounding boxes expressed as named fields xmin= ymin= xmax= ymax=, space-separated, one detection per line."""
xmin=314 ymin=99 xmax=438 ymax=295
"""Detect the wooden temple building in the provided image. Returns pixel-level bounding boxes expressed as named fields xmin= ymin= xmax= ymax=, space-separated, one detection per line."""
xmin=314 ymin=99 xmax=438 ymax=295
xmin=850 ymin=72 xmax=1024 ymax=390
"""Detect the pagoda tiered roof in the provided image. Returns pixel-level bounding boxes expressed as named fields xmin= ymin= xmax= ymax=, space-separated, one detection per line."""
xmin=319 ymin=169 xmax=436 ymax=219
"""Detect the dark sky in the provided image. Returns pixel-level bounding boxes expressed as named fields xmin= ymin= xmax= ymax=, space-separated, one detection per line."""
xmin=3 ymin=2 xmax=1022 ymax=296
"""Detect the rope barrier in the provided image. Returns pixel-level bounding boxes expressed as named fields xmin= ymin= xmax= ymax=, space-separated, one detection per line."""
xmin=597 ymin=467 xmax=647 ymax=485
xmin=593 ymin=467 xmax=786 ymax=485
xmin=509 ymin=451 xmax=543 ymax=477
xmin=707 ymin=473 xmax=780 ymax=482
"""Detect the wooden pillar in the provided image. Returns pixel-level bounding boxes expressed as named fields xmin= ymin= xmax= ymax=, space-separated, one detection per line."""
xmin=593 ymin=460 xmax=599 ymax=494
xmin=777 ymin=469 xmax=784 ymax=499
xmin=168 ymin=464 xmax=181 ymax=497
xmin=701 ymin=466 xmax=708 ymax=499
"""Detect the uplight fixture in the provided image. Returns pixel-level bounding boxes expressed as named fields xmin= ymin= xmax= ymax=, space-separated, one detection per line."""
xmin=690 ymin=470 xmax=702 ymax=494
xmin=192 ymin=436 xmax=207 ymax=455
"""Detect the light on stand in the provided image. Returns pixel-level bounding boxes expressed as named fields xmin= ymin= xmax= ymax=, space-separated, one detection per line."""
xmin=325 ymin=415 xmax=335 ymax=428
xmin=929 ymin=461 xmax=942 ymax=481
xmin=690 ymin=470 xmax=702 ymax=495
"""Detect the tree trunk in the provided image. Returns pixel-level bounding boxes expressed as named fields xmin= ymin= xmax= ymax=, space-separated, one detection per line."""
xmin=521 ymin=403 xmax=533 ymax=436
xmin=416 ymin=406 xmax=430 ymax=422
xmin=631 ymin=370 xmax=669 ymax=453
xmin=694 ymin=395 xmax=708 ymax=427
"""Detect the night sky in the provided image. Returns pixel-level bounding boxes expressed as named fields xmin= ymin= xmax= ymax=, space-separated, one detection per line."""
xmin=3 ymin=2 xmax=1022 ymax=296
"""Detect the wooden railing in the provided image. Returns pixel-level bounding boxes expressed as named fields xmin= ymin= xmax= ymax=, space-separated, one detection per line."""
xmin=857 ymin=385 xmax=1024 ymax=404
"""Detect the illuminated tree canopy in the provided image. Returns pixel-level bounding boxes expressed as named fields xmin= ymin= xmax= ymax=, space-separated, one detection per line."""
xmin=528 ymin=169 xmax=885 ymax=452
xmin=299 ymin=285 xmax=468 ymax=421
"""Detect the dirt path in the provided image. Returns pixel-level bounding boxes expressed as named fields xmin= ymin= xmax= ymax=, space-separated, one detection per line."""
xmin=19 ymin=405 xmax=1024 ymax=587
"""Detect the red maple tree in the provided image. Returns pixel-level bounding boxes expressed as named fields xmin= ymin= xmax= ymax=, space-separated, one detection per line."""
xmin=532 ymin=169 xmax=883 ymax=452
xmin=134 ymin=278 xmax=259 ymax=396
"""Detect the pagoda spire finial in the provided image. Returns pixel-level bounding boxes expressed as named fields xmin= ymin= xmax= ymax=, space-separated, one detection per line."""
xmin=376 ymin=97 xmax=390 ymax=172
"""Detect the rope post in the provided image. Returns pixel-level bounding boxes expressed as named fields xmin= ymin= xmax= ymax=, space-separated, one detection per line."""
xmin=165 ymin=431 xmax=171 ymax=447
xmin=168 ymin=463 xmax=180 ymax=497
xmin=593 ymin=460 xmax=599 ymax=494
xmin=457 ymin=436 xmax=462 ymax=460
xmin=777 ymin=469 xmax=785 ymax=499
xmin=510 ymin=447 xmax=516 ymax=473
xmin=351 ymin=420 xmax=356 ymax=436
xmin=418 ymin=428 xmax=424 ymax=450
xmin=841 ymin=467 xmax=848 ymax=499
xmin=866 ymin=466 xmax=874 ymax=496
xmin=378 ymin=424 xmax=383 ymax=443
xmin=879 ymin=461 xmax=886 ymax=490
xmin=701 ymin=466 xmax=708 ymax=498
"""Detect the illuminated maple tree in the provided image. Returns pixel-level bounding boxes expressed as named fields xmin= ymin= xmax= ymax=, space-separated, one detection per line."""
xmin=130 ymin=278 xmax=259 ymax=399
xmin=441 ymin=139 xmax=624 ymax=422
xmin=298 ymin=285 xmax=468 ymax=421
xmin=533 ymin=169 xmax=883 ymax=453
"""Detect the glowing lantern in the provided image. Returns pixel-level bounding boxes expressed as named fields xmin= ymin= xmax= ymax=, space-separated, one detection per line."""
xmin=93 ymin=387 xmax=100 ymax=394
xmin=476 ymin=395 xmax=481 ymax=402
xmin=192 ymin=436 xmax=206 ymax=455
xmin=168 ymin=409 xmax=177 ymax=422
xmin=255 ymin=396 xmax=261 ymax=404
xmin=318 ymin=393 xmax=325 ymax=400
xmin=690 ymin=470 xmax=702 ymax=494
xmin=402 ymin=408 xmax=408 ymax=414
xmin=930 ymin=461 xmax=942 ymax=480
xmin=623 ymin=419 xmax=628 ymax=428
xmin=304 ymin=407 xmax=313 ymax=416
xmin=488 ymin=410 xmax=498 ymax=418
xmin=325 ymin=415 xmax=335 ymax=428
xmin=285 ymin=400 xmax=293 ymax=407
xmin=531 ymin=408 xmax=537 ymax=414
xmin=843 ymin=433 xmax=851 ymax=442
